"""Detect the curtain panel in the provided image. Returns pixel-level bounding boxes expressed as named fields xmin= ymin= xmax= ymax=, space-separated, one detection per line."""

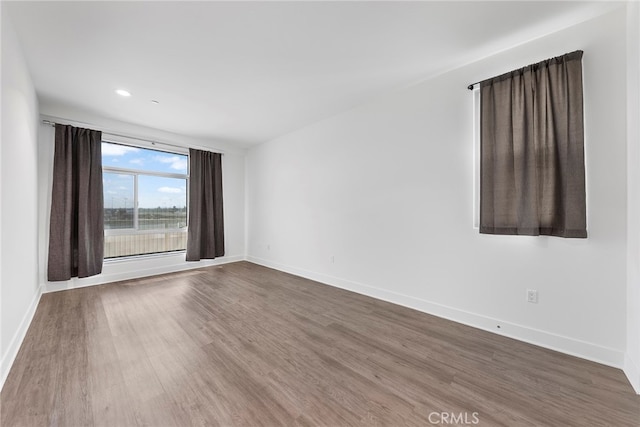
xmin=186 ymin=149 xmax=225 ymax=261
xmin=47 ymin=124 xmax=104 ymax=281
xmin=479 ymin=50 xmax=587 ymax=238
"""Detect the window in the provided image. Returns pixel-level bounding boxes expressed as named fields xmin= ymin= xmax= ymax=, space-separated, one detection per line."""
xmin=102 ymin=141 xmax=188 ymax=258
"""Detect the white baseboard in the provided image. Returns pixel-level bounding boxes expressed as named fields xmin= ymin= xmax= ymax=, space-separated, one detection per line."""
xmin=0 ymin=284 xmax=43 ymax=392
xmin=44 ymin=254 xmax=246 ymax=293
xmin=624 ymin=353 xmax=640 ymax=394
xmin=247 ymin=256 xmax=625 ymax=369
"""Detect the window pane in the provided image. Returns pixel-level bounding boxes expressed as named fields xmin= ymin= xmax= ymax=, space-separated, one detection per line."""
xmin=102 ymin=142 xmax=189 ymax=259
xmin=104 ymin=231 xmax=187 ymax=259
xmin=103 ymin=172 xmax=134 ymax=229
xmin=102 ymin=142 xmax=188 ymax=174
xmin=138 ymin=176 xmax=187 ymax=230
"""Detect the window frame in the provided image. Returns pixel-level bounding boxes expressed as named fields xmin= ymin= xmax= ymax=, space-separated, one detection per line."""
xmin=101 ymin=140 xmax=189 ymax=256
xmin=472 ymin=85 xmax=480 ymax=229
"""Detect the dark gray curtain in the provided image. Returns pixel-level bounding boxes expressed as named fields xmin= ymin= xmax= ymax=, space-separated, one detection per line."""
xmin=480 ymin=50 xmax=586 ymax=238
xmin=186 ymin=149 xmax=225 ymax=261
xmin=47 ymin=124 xmax=104 ymax=281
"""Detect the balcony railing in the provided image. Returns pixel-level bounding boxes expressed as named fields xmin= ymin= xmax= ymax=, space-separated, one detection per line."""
xmin=104 ymin=230 xmax=187 ymax=258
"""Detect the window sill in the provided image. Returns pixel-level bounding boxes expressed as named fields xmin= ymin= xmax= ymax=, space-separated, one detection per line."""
xmin=103 ymin=250 xmax=186 ymax=264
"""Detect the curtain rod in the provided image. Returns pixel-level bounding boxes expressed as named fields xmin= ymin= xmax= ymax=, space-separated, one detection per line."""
xmin=41 ymin=119 xmax=225 ymax=154
xmin=467 ymin=50 xmax=583 ymax=91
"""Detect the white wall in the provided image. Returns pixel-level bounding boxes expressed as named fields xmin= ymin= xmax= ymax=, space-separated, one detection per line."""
xmin=247 ymin=9 xmax=629 ymax=368
xmin=0 ymin=10 xmax=42 ymax=388
xmin=37 ymin=103 xmax=247 ymax=292
xmin=625 ymin=1 xmax=640 ymax=394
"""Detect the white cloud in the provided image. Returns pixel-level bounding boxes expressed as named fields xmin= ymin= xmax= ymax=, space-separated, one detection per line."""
xmin=129 ymin=158 xmax=144 ymax=165
xmin=158 ymin=187 xmax=182 ymax=194
xmin=102 ymin=143 xmax=139 ymax=156
xmin=154 ymin=155 xmax=187 ymax=171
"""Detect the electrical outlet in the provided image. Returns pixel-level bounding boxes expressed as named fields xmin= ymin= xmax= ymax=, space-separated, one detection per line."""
xmin=526 ymin=289 xmax=538 ymax=304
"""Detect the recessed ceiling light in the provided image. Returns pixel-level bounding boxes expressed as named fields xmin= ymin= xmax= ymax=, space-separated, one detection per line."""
xmin=115 ymin=89 xmax=131 ymax=97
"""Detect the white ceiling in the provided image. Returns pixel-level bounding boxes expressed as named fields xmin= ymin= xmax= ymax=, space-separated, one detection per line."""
xmin=4 ymin=1 xmax=621 ymax=147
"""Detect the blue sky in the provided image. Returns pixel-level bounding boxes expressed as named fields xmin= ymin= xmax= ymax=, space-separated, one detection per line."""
xmin=102 ymin=142 xmax=187 ymax=209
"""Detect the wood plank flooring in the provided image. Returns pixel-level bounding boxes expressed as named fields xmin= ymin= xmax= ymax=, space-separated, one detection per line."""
xmin=2 ymin=261 xmax=639 ymax=426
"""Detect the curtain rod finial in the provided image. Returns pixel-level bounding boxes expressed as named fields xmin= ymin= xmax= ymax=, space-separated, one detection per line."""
xmin=467 ymin=84 xmax=475 ymax=90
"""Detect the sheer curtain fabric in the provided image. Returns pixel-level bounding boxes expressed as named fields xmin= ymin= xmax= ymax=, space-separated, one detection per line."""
xmin=479 ymin=50 xmax=587 ymax=238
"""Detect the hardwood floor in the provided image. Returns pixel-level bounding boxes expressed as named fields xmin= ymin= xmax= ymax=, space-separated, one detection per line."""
xmin=2 ymin=261 xmax=639 ymax=426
